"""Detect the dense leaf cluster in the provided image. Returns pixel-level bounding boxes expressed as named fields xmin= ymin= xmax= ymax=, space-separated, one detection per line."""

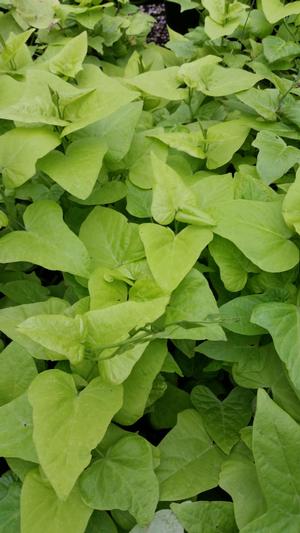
xmin=0 ymin=0 xmax=300 ymax=531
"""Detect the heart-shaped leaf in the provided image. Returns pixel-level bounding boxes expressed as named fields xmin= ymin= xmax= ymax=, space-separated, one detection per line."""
xmin=0 ymin=342 xmax=37 ymax=406
xmin=252 ymin=131 xmax=300 ymax=184
xmin=163 ymin=269 xmax=225 ymax=341
xmin=126 ymin=66 xmax=186 ymax=101
xmin=0 ymin=127 xmax=60 ymax=188
xmin=139 ymin=224 xmax=213 ymax=292
xmin=204 ymin=0 xmax=248 ymax=40
xmin=38 ymin=138 xmax=107 ymax=199
xmin=0 ymin=201 xmax=91 ymax=277
xmin=79 ymin=435 xmax=159 ymax=526
xmin=114 ymin=340 xmax=168 ymax=425
xmin=0 ymin=394 xmax=37 ymax=462
xmin=254 ymin=389 xmax=300 ymax=510
xmin=73 ymin=101 xmax=143 ymax=163
xmin=209 ymin=235 xmax=258 ymax=292
xmin=213 ymin=200 xmax=299 ymax=272
xmin=62 ymin=65 xmax=138 ymax=136
xmin=206 ymin=120 xmax=250 ymax=169
xmin=18 ymin=314 xmax=86 ymax=365
xmin=156 ymin=409 xmax=224 ymax=501
xmin=150 ymin=153 xmax=213 ymax=226
xmin=262 ymin=0 xmax=300 ymax=23
xmin=28 ymin=370 xmax=123 ymax=499
xmin=148 ymin=128 xmax=205 ymax=159
xmin=172 ymin=501 xmax=236 ymax=533
xmin=251 ymin=303 xmax=300 ymax=390
xmin=21 ymin=469 xmax=92 ymax=533
xmin=179 ymin=57 xmax=262 ymax=96
xmin=80 ymin=206 xmax=144 ymax=271
xmin=0 ymin=298 xmax=69 ymax=360
xmin=86 ymin=286 xmax=169 ymax=351
xmin=191 ymin=386 xmax=254 ymax=453
xmin=48 ymin=32 xmax=88 ymax=78
xmin=219 ymin=447 xmax=266 ymax=530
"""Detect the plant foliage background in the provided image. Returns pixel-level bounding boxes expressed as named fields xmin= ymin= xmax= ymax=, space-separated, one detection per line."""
xmin=0 ymin=0 xmax=300 ymax=531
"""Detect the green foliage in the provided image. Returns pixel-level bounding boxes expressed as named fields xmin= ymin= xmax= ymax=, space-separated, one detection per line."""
xmin=0 ymin=1 xmax=299 ymax=531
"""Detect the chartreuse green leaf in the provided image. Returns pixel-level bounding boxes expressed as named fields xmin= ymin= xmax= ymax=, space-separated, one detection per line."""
xmin=126 ymin=67 xmax=187 ymax=101
xmin=99 ymin=342 xmax=149 ymax=385
xmin=21 ymin=469 xmax=92 ymax=533
xmin=13 ymin=0 xmax=58 ymax=28
xmin=0 ymin=472 xmax=21 ymax=533
xmin=0 ymin=28 xmax=34 ymax=66
xmin=147 ymin=127 xmax=205 ymax=159
xmin=262 ymin=36 xmax=300 ymax=64
xmin=209 ymin=236 xmax=258 ymax=292
xmin=232 ymin=342 xmax=282 ymax=389
xmin=126 ymin=133 xmax=168 ymax=190
xmin=282 ymin=167 xmax=300 ymax=234
xmin=86 ymin=284 xmax=169 ymax=351
xmin=0 ymin=210 xmax=8 ymax=229
xmin=114 ymin=340 xmax=168 ymax=425
xmin=62 ymin=65 xmax=138 ymax=136
xmin=139 ymin=224 xmax=213 ymax=292
xmin=191 ymin=386 xmax=254 ymax=453
xmin=0 ymin=393 xmax=37 ymax=462
xmin=37 ymin=138 xmax=107 ymax=200
xmin=0 ymin=72 xmax=69 ymax=127
xmin=150 ymin=154 xmax=213 ymax=226
xmin=167 ymin=0 xmax=199 ymax=11
xmin=252 ymin=131 xmax=300 ymax=184
xmin=254 ymin=389 xmax=300 ymax=512
xmin=242 ymin=511 xmax=299 ymax=532
xmin=156 ymin=409 xmax=224 ymax=501
xmin=219 ymin=445 xmax=266 ymax=529
xmin=251 ymin=303 xmax=300 ymax=390
xmin=178 ymin=55 xmax=222 ymax=88
xmin=73 ymin=101 xmax=143 ymax=163
xmin=179 ymin=57 xmax=262 ymax=96
xmin=18 ymin=314 xmax=86 ymax=364
xmin=213 ymin=200 xmax=299 ymax=272
xmin=73 ymin=180 xmax=127 ymax=207
xmin=130 ymin=509 xmax=183 ymax=533
xmin=0 ymin=201 xmax=91 ymax=277
xmin=162 ymin=269 xmax=225 ymax=341
xmin=191 ymin=173 xmax=234 ymax=210
xmin=241 ymin=390 xmax=300 ymax=531
xmin=88 ymin=267 xmax=127 ymax=310
xmin=220 ymin=294 xmax=268 ymax=336
xmin=48 ymin=32 xmax=88 ymax=78
xmin=80 ymin=206 xmax=144 ymax=271
xmin=28 ymin=370 xmax=123 ymax=499
xmin=79 ymin=435 xmax=159 ymax=526
xmin=203 ymin=0 xmax=248 ymax=39
xmin=172 ymin=501 xmax=237 ymax=533
xmin=0 ymin=127 xmax=60 ymax=188
xmin=236 ymin=88 xmax=279 ymax=121
xmin=206 ymin=120 xmax=250 ymax=169
xmin=261 ymin=0 xmax=300 ymax=23
xmin=0 ymin=298 xmax=69 ymax=359
xmin=0 ymin=342 xmax=37 ymax=406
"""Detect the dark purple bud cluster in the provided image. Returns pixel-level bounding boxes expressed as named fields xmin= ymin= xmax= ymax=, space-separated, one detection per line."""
xmin=140 ymin=3 xmax=169 ymax=44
